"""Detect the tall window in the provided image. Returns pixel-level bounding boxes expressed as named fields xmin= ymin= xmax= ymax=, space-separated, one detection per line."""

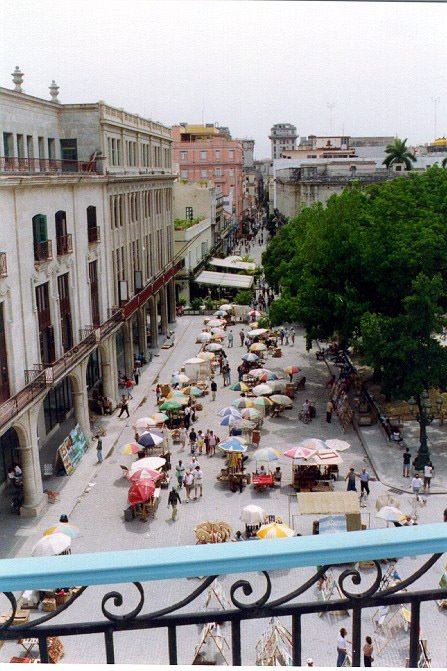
xmin=229 ymin=149 xmax=234 ymax=160
xmin=89 ymin=261 xmax=100 ymax=327
xmin=181 ymin=151 xmax=187 ymax=161
xmin=57 ymin=273 xmax=72 ymax=352
xmin=215 ymin=167 xmax=222 ymax=177
xmin=215 ymin=150 xmax=220 ymax=159
xmin=87 ymin=205 xmax=97 ymax=229
xmin=201 ymin=169 xmax=207 ymax=178
xmin=200 ymin=150 xmax=207 ymax=160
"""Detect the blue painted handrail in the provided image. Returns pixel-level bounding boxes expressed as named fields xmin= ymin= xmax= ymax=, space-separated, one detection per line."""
xmin=1 ymin=524 xmax=446 ymax=592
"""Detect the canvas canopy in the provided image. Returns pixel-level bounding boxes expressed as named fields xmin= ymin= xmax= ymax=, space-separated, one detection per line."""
xmin=195 ymin=270 xmax=254 ymax=289
xmin=210 ymin=257 xmax=257 ymax=272
xmin=296 ymin=492 xmax=361 ymax=531
xmin=184 ymin=357 xmax=210 ymax=381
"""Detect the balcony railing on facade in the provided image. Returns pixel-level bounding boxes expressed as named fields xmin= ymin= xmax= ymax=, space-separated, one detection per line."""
xmin=33 ymin=240 xmax=53 ymax=264
xmin=0 ymin=157 xmax=98 ymax=175
xmin=0 ymin=524 xmax=445 ymax=666
xmin=56 ymin=234 xmax=73 ymax=256
xmin=0 ymin=252 xmax=7 ymax=278
xmin=87 ymin=226 xmax=101 ymax=244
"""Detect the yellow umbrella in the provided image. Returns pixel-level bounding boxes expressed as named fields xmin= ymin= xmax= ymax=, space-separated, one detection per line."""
xmin=257 ymin=523 xmax=295 ymax=539
xmin=250 ymin=343 xmax=267 ymax=352
xmin=43 ymin=523 xmax=79 ymax=539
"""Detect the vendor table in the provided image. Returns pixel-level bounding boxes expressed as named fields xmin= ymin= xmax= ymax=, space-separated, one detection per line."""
xmin=252 ymin=473 xmax=275 ymax=491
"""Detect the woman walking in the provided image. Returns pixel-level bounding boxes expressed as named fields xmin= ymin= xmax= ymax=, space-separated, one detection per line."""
xmin=363 ymin=636 xmax=374 ymax=667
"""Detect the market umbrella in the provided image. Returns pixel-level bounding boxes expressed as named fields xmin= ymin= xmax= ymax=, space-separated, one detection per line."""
xmin=270 ymin=368 xmax=288 ymax=380
xmin=250 ymin=343 xmax=267 ymax=352
xmin=43 ymin=523 xmax=79 ymax=539
xmin=208 ymin=319 xmax=225 ymax=327
xmin=129 ymin=456 xmax=165 ymax=475
xmin=258 ymin=372 xmax=278 ymax=382
xmin=233 ymin=398 xmax=254 ymax=409
xmin=218 ymin=406 xmax=243 ymax=418
xmin=268 ymin=380 xmax=288 ymax=393
xmin=159 ymin=400 xmax=183 ymax=411
xmin=211 ymin=333 xmax=225 ymax=341
xmin=300 ymin=438 xmax=327 ymax=452
xmin=181 ymin=386 xmax=203 ymax=397
xmin=138 ymin=430 xmax=164 ymax=449
xmin=248 ymin=310 xmax=263 ymax=319
xmin=242 ymin=352 xmax=259 ymax=363
xmin=151 ymin=412 xmax=169 ymax=423
xmin=121 ymin=442 xmax=142 ymax=455
xmin=134 ymin=417 xmax=157 ymax=430
xmin=197 ymin=351 xmax=215 ymax=361
xmin=270 ymin=394 xmax=293 ymax=407
xmin=128 ymin=479 xmax=156 ymax=506
xmin=167 ymin=390 xmax=189 ymax=403
xmin=197 ymin=332 xmax=212 ymax=343
xmin=32 ymin=533 xmax=71 ymax=557
xmin=312 ymin=450 xmax=343 ymax=466
xmin=284 ymin=446 xmax=316 ymax=460
xmin=220 ymin=414 xmax=241 ymax=427
xmin=248 ymin=328 xmax=269 ymax=337
xmin=231 ymin=419 xmax=256 ymax=430
xmin=126 ymin=468 xmax=164 ymax=483
xmin=284 ymin=366 xmax=300 ymax=375
xmin=376 ymin=506 xmax=407 ymax=524
xmin=253 ymin=383 xmax=274 ymax=396
xmin=253 ymin=447 xmax=281 ymax=462
xmin=218 ymin=438 xmax=248 ymax=453
xmin=211 ymin=327 xmax=226 ymax=335
xmin=241 ymin=408 xmax=262 ymax=420
xmin=171 ymin=373 xmax=190 ymax=385
xmin=240 ymin=504 xmax=266 ymax=525
xmin=220 ymin=304 xmax=233 ymax=311
xmin=253 ymin=396 xmax=273 ymax=408
xmin=325 ymin=439 xmax=351 ymax=452
xmin=214 ymin=310 xmax=228 ymax=317
xmin=229 ymin=382 xmax=249 ymax=392
xmin=257 ymin=523 xmax=295 ymax=539
xmin=205 ymin=343 xmax=223 ymax=352
xmin=250 ymin=368 xmax=270 ymax=377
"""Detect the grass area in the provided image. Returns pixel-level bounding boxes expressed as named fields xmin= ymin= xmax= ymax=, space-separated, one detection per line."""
xmin=174 ymin=217 xmax=205 ymax=230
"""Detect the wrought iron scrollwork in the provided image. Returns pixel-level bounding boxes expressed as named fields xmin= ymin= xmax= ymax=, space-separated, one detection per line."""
xmin=338 ymin=561 xmax=383 ymax=600
xmin=102 ymin=582 xmax=145 ymax=621
xmin=230 ymin=571 xmax=272 ymax=609
xmin=0 ymin=593 xmax=17 ymax=630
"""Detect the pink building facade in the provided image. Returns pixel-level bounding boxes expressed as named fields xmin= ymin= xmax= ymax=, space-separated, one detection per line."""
xmin=172 ymin=125 xmax=244 ymax=222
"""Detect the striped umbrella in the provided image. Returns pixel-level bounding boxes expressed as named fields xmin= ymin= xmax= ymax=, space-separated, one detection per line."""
xmin=218 ymin=407 xmax=243 ymax=418
xmin=257 ymin=523 xmax=294 ymax=539
xmin=126 ymin=468 xmax=164 ymax=483
xmin=258 ymin=372 xmax=278 ymax=382
xmin=121 ymin=442 xmax=142 ymax=455
xmin=241 ymin=408 xmax=262 ymax=420
xmin=253 ymin=447 xmax=281 ymax=462
xmin=128 ymin=479 xmax=156 ymax=506
xmin=32 ymin=533 xmax=71 ymax=557
xmin=181 ymin=386 xmax=203 ymax=397
xmin=301 ymin=438 xmax=327 ymax=452
xmin=253 ymin=396 xmax=273 ymax=408
xmin=229 ymin=382 xmax=249 ymax=392
xmin=233 ymin=398 xmax=254 ymax=409
xmin=242 ymin=353 xmax=259 ymax=362
xmin=134 ymin=417 xmax=157 ymax=430
xmin=43 ymin=523 xmax=79 ymax=539
xmin=250 ymin=368 xmax=270 ymax=377
xmin=270 ymin=394 xmax=293 ymax=407
xmin=248 ymin=310 xmax=263 ymax=319
xmin=284 ymin=446 xmax=316 ymax=460
xmin=166 ymin=390 xmax=189 ymax=403
xmin=284 ymin=366 xmax=300 ymax=375
xmin=250 ymin=343 xmax=267 ymax=352
xmin=138 ymin=430 xmax=164 ymax=448
xmin=220 ymin=414 xmax=241 ymax=427
xmin=218 ymin=438 xmax=248 ymax=453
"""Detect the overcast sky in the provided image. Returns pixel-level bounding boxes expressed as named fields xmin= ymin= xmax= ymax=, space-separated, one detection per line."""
xmin=1 ymin=0 xmax=446 ymax=157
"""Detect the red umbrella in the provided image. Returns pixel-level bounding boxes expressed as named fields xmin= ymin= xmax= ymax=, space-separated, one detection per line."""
xmin=126 ymin=468 xmax=164 ymax=483
xmin=128 ymin=479 xmax=156 ymax=506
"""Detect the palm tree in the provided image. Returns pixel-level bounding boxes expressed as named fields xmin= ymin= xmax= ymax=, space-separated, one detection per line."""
xmin=383 ymin=138 xmax=416 ymax=170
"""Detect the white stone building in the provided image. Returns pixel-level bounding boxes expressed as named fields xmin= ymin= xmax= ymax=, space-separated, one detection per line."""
xmin=269 ymin=123 xmax=298 ymax=160
xmin=0 ymin=69 xmax=178 ymax=515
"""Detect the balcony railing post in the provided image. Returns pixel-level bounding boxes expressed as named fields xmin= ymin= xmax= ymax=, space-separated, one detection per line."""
xmin=351 ymin=605 xmax=362 ymax=667
xmin=291 ymin=614 xmax=302 ymax=666
xmin=167 ymin=625 xmax=178 ymax=665
xmin=104 ymin=630 xmax=115 ymax=664
xmin=231 ymin=619 xmax=242 ymax=666
xmin=409 ymin=599 xmax=421 ymax=668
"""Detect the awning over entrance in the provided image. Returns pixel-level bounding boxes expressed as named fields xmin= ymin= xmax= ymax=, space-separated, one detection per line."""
xmin=296 ymin=491 xmax=360 ymax=515
xmin=195 ymin=271 xmax=254 ymax=289
xmin=209 ymin=257 xmax=256 ymax=272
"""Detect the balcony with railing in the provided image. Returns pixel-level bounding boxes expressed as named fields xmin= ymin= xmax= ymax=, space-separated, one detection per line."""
xmin=0 ymin=252 xmax=7 ymax=278
xmin=0 ymin=525 xmax=445 ymax=665
xmin=34 ymin=240 xmax=52 ymax=264
xmin=88 ymin=226 xmax=101 ymax=244
xmin=56 ymin=234 xmax=73 ymax=256
xmin=0 ymin=157 xmax=98 ymax=175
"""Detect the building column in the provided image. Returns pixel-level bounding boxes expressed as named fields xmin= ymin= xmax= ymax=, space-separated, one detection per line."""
xmin=149 ymin=297 xmax=158 ymax=349
xmin=101 ymin=337 xmax=118 ymax=406
xmin=18 ymin=409 xmax=46 ymax=517
xmin=123 ymin=320 xmax=135 ymax=376
xmin=167 ymin=279 xmax=177 ymax=324
xmin=137 ymin=306 xmax=148 ymax=359
xmin=71 ymin=360 xmax=91 ymax=441
xmin=160 ymin=287 xmax=168 ymax=336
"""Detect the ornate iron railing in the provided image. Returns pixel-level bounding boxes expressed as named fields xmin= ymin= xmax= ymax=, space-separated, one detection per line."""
xmin=0 ymin=157 xmax=98 ymax=174
xmin=56 ymin=234 xmax=73 ymax=256
xmin=34 ymin=240 xmax=52 ymax=264
xmin=87 ymin=226 xmax=101 ymax=244
xmin=0 ymin=525 xmax=446 ymax=666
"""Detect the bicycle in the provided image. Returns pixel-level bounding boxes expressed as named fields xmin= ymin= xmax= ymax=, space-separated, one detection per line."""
xmin=298 ymin=409 xmax=311 ymax=424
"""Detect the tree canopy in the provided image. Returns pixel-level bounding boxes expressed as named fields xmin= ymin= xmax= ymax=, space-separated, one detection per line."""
xmin=262 ymin=166 xmax=447 ymax=396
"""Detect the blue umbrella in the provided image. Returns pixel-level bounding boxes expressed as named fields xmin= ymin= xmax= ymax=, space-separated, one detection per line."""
xmin=220 ymin=415 xmax=239 ymax=427
xmin=218 ymin=438 xmax=248 ymax=453
xmin=242 ymin=353 xmax=259 ymax=363
xmin=218 ymin=407 xmax=242 ymax=419
xmin=138 ymin=430 xmax=164 ymax=448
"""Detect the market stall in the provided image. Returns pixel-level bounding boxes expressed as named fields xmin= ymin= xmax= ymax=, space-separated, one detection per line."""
xmin=293 ymin=491 xmax=361 ymax=532
xmin=288 ymin=450 xmax=343 ymax=492
xmin=184 ymin=357 xmax=211 ymax=382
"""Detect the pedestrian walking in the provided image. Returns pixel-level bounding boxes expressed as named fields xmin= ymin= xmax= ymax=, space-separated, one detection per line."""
xmin=96 ymin=436 xmax=103 ymax=463
xmin=210 ymin=379 xmax=217 ymax=401
xmin=279 ymin=328 xmax=285 ymax=346
xmin=133 ymin=367 xmax=140 ymax=386
xmin=184 ymin=405 xmax=191 ymax=429
xmin=240 ymin=330 xmax=245 ymax=347
xmin=208 ymin=430 xmax=216 ymax=456
xmin=183 ymin=470 xmax=194 ymax=502
xmin=179 ymin=424 xmax=187 ymax=450
xmin=189 ymin=428 xmax=197 ymax=454
xmin=402 ymin=447 xmax=411 ymax=477
xmin=228 ymin=331 xmax=234 ymax=348
xmin=290 ymin=327 xmax=295 ymax=345
xmin=363 ymin=636 xmax=374 ymax=667
xmin=345 ymin=467 xmax=357 ymax=492
xmin=118 ymin=395 xmax=130 ymax=418
xmin=190 ymin=455 xmax=200 ymax=471
xmin=284 ymin=328 xmax=289 ymax=346
xmin=326 ymin=399 xmax=333 ymax=423
xmin=358 ymin=468 xmax=370 ymax=497
xmin=336 ymin=628 xmax=350 ymax=667
xmin=204 ymin=430 xmax=210 ymax=456
xmin=156 ymin=384 xmax=162 ymax=404
xmin=412 ymin=473 xmax=423 ymax=496
xmin=197 ymin=430 xmax=204 ymax=455
xmin=168 ymin=487 xmax=181 ymax=521
xmin=194 ymin=466 xmax=203 ymax=499
xmin=125 ymin=377 xmax=134 ymax=399
xmin=175 ymin=460 xmax=185 ymax=488
xmin=423 ymin=462 xmax=433 ymax=490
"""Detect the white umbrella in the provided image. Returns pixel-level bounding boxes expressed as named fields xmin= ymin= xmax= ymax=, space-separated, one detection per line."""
xmin=197 ymin=332 xmax=212 ymax=343
xmin=32 ymin=532 xmax=71 ymax=557
xmin=129 ymin=456 xmax=165 ymax=475
xmin=205 ymin=343 xmax=222 ymax=352
xmin=197 ymin=351 xmax=215 ymax=361
xmin=240 ymin=505 xmax=266 ymax=525
xmin=220 ymin=304 xmax=233 ymax=311
xmin=325 ymin=439 xmax=351 ymax=452
xmin=208 ymin=319 xmax=225 ymax=328
xmin=376 ymin=506 xmax=407 ymax=524
xmin=253 ymin=383 xmax=274 ymax=396
xmin=171 ymin=373 xmax=190 ymax=385
xmin=134 ymin=417 xmax=157 ymax=430
xmin=270 ymin=394 xmax=293 ymax=407
xmin=248 ymin=328 xmax=269 ymax=337
xmin=300 ymin=438 xmax=327 ymax=452
xmin=268 ymin=380 xmax=288 ymax=393
xmin=211 ymin=328 xmax=226 ymax=335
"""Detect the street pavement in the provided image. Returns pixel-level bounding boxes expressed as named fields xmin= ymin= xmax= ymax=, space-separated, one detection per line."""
xmin=1 ymin=241 xmax=447 ymax=666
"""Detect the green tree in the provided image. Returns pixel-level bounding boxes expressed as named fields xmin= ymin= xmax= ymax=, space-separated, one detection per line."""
xmin=234 ymin=289 xmax=253 ymax=306
xmin=382 ymin=138 xmax=416 ymax=170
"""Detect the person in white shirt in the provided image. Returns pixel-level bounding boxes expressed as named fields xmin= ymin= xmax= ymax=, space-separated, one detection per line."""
xmin=189 ymin=456 xmax=200 ymax=471
xmin=336 ymin=627 xmax=350 ymax=667
xmin=194 ymin=466 xmax=203 ymax=499
xmin=423 ymin=462 xmax=433 ymax=490
xmin=412 ymin=474 xmax=423 ymax=496
xmin=183 ymin=470 xmax=194 ymax=502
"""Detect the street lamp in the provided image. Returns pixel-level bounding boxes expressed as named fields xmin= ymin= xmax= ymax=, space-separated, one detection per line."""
xmin=407 ymin=391 xmax=433 ymax=470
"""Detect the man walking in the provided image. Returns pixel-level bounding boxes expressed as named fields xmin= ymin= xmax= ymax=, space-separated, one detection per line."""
xmin=183 ymin=470 xmax=194 ymax=502
xmin=189 ymin=428 xmax=197 ymax=454
xmin=240 ymin=330 xmax=245 ymax=347
xmin=175 ymin=460 xmax=185 ymax=489
xmin=358 ymin=468 xmax=370 ymax=498
xmin=168 ymin=487 xmax=181 ymax=521
xmin=210 ymin=378 xmax=217 ymax=401
xmin=402 ymin=447 xmax=411 ymax=477
xmin=228 ymin=331 xmax=234 ymax=348
xmin=96 ymin=436 xmax=103 ymax=463
xmin=412 ymin=473 xmax=423 ymax=497
xmin=118 ymin=395 xmax=130 ymax=418
xmin=326 ymin=399 xmax=334 ymax=423
xmin=133 ymin=367 xmax=140 ymax=386
xmin=194 ymin=465 xmax=203 ymax=499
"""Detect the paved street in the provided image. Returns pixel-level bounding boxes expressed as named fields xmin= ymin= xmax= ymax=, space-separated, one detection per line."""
xmin=1 ymin=241 xmax=447 ymax=666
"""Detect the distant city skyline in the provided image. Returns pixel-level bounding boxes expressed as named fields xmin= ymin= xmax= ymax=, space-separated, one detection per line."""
xmin=1 ymin=0 xmax=446 ymax=158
